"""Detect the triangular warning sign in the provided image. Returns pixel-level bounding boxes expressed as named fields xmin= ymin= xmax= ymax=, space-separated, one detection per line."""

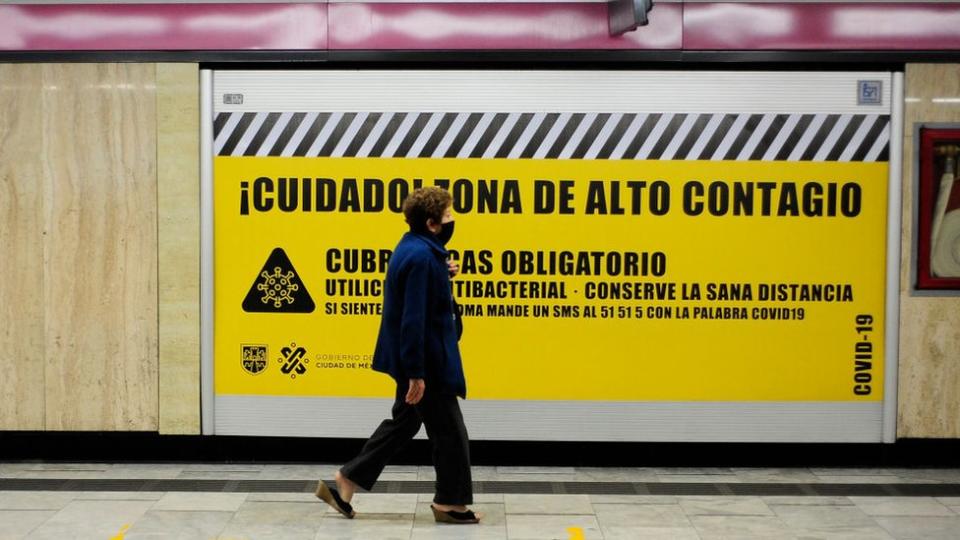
xmin=242 ymin=248 xmax=315 ymax=313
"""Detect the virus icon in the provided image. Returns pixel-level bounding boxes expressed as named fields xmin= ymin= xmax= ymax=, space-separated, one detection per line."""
xmin=257 ymin=266 xmax=299 ymax=308
xmin=242 ymin=248 xmax=315 ymax=313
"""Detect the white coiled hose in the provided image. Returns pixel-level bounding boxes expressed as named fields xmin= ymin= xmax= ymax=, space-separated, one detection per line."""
xmin=932 ymin=149 xmax=960 ymax=277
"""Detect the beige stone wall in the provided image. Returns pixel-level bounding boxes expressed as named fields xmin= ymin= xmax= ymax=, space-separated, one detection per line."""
xmin=898 ymin=64 xmax=960 ymax=438
xmin=157 ymin=64 xmax=201 ymax=435
xmin=0 ymin=63 xmax=199 ymax=431
xmin=41 ymin=64 xmax=159 ymax=430
xmin=0 ymin=65 xmax=46 ymax=430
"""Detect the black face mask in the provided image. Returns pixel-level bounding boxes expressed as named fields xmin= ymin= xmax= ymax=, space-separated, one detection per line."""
xmin=435 ymin=220 xmax=455 ymax=246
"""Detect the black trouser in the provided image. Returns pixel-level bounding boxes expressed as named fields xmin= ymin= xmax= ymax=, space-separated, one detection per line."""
xmin=340 ymin=381 xmax=473 ymax=505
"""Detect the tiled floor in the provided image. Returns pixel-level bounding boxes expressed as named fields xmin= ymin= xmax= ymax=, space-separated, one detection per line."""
xmin=1 ymin=463 xmax=959 ymax=539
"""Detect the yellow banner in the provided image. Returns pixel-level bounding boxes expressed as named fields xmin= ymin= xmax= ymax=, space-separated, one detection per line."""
xmin=214 ymin=157 xmax=886 ymax=402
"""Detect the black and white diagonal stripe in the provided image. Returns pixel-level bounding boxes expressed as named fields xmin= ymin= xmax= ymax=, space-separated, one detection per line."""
xmin=213 ymin=112 xmax=891 ymax=162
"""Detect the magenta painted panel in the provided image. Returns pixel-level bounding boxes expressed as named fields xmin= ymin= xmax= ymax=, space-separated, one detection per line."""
xmin=328 ymin=2 xmax=681 ymax=50
xmin=684 ymin=3 xmax=960 ymax=50
xmin=0 ymin=3 xmax=327 ymax=51
xmin=5 ymin=2 xmax=960 ymax=53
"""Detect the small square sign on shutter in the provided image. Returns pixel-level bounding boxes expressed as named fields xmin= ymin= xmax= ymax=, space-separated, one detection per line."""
xmin=858 ymin=80 xmax=882 ymax=105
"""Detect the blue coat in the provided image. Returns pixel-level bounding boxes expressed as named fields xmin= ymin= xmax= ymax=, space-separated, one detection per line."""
xmin=372 ymin=231 xmax=466 ymax=398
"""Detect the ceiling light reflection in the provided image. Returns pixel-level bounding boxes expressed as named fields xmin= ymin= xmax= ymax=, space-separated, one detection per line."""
xmin=833 ymin=9 xmax=960 ymax=37
xmin=331 ymin=4 xmax=619 ymax=44
xmin=684 ymin=5 xmax=794 ymax=47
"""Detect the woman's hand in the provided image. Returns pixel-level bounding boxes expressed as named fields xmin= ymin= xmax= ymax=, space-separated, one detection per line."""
xmin=447 ymin=260 xmax=460 ymax=278
xmin=406 ymin=378 xmax=426 ymax=404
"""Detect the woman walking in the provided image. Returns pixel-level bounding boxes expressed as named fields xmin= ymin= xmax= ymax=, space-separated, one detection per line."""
xmin=316 ymin=186 xmax=479 ymax=524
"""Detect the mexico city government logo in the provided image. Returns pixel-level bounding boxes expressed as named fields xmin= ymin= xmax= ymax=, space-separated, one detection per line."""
xmin=243 ymin=247 xmax=315 ymax=313
xmin=279 ymin=342 xmax=310 ymax=379
xmin=241 ymin=344 xmax=268 ymax=375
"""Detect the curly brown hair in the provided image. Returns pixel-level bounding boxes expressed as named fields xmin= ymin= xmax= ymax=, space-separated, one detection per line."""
xmin=403 ymin=187 xmax=452 ymax=231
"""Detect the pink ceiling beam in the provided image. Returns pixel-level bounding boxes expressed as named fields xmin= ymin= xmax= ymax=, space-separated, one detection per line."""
xmin=684 ymin=3 xmax=960 ymax=50
xmin=2 ymin=2 xmax=959 ymax=53
xmin=328 ymin=2 xmax=681 ymax=50
xmin=0 ymin=3 xmax=328 ymax=51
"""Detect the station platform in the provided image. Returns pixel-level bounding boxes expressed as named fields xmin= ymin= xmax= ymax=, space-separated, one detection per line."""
xmin=2 ymin=463 xmax=959 ymax=539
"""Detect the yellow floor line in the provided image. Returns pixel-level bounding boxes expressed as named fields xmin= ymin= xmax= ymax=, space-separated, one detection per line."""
xmin=109 ymin=524 xmax=130 ymax=540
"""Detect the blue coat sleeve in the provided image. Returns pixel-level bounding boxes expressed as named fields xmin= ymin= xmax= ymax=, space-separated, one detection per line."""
xmin=399 ymin=254 xmax=430 ymax=379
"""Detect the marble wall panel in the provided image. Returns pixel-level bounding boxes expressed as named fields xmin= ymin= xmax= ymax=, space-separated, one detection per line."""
xmin=898 ymin=64 xmax=960 ymax=438
xmin=41 ymin=64 xmax=158 ymax=430
xmin=157 ymin=63 xmax=200 ymax=434
xmin=0 ymin=65 xmax=46 ymax=429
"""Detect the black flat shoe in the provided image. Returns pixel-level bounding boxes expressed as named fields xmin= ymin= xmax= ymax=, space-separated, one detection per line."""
xmin=431 ymin=504 xmax=480 ymax=524
xmin=315 ymin=481 xmax=355 ymax=519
